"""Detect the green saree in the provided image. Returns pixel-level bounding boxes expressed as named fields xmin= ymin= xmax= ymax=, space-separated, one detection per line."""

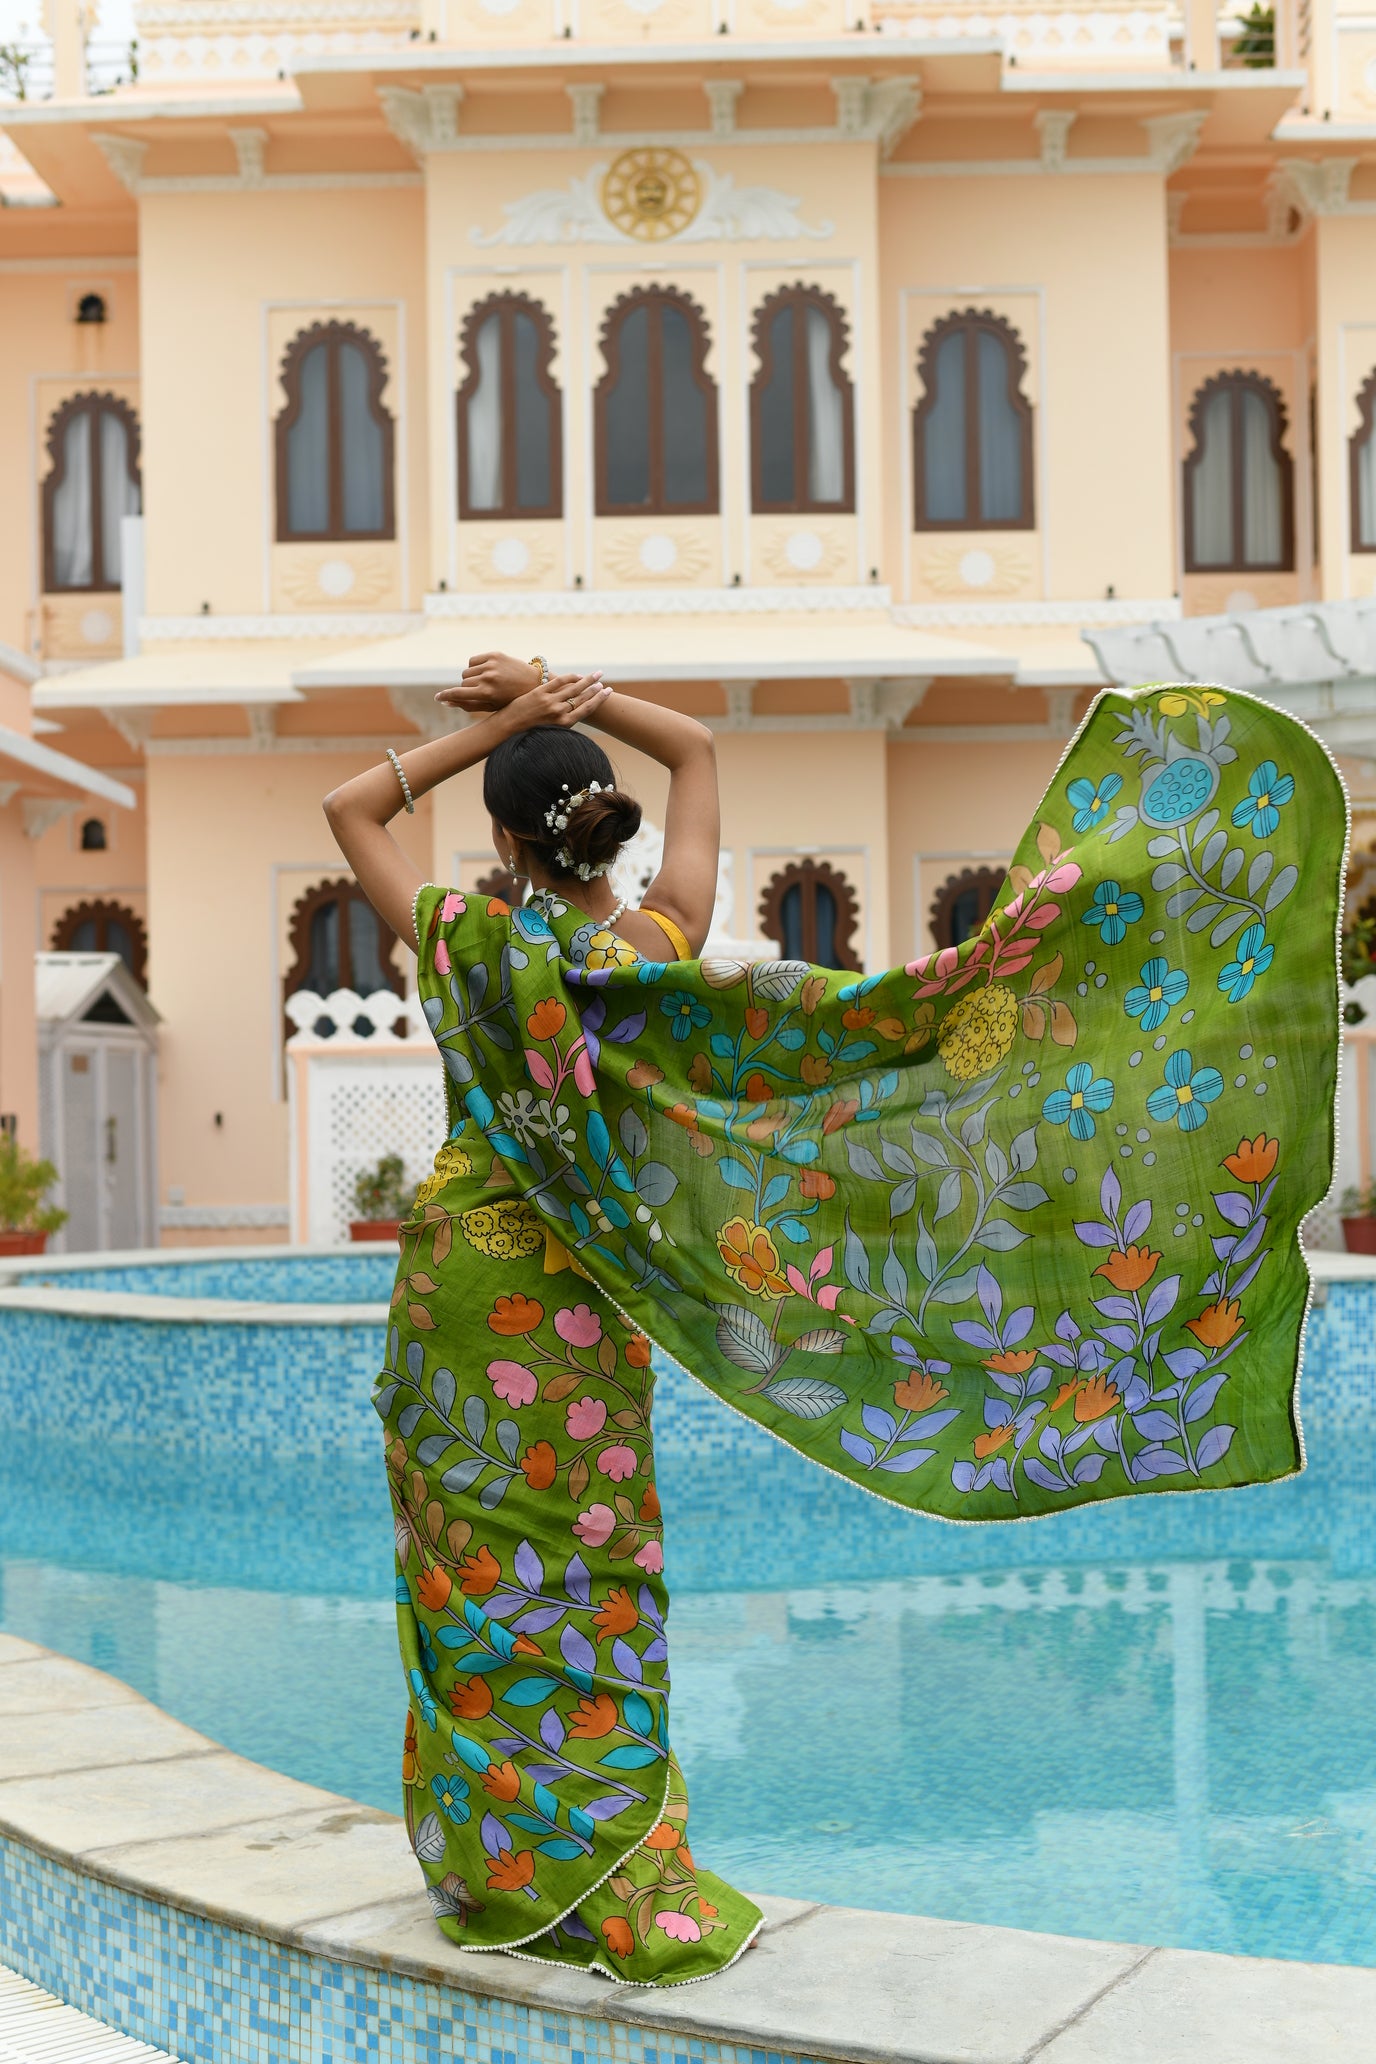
xmin=377 ymin=681 xmax=1343 ymax=1982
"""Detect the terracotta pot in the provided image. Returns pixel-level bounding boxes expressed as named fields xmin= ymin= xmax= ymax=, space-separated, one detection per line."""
xmin=350 ymin=1219 xmax=401 ymax=1243
xmin=1341 ymin=1216 xmax=1376 ymax=1256
xmin=0 ymin=1229 xmax=48 ymax=1256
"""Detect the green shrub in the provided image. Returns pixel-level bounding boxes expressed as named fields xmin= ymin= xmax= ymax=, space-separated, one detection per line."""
xmin=352 ymin=1153 xmax=414 ymax=1223
xmin=0 ymin=1136 xmax=68 ymax=1234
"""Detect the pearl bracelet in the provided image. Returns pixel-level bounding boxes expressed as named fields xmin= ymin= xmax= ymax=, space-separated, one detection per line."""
xmin=385 ymin=747 xmax=415 ymax=815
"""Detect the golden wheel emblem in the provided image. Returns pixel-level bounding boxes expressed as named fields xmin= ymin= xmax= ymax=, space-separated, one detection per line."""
xmin=601 ymin=147 xmax=701 ymax=242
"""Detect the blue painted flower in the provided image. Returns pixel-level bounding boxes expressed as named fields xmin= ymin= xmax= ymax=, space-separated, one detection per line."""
xmin=1067 ymin=772 xmax=1123 ymax=834
xmin=1124 ymin=957 xmax=1189 ymax=1032
xmin=1082 ymin=880 xmax=1144 ymax=945
xmin=1218 ymin=922 xmax=1274 ymax=1003
xmin=659 ymin=989 xmax=711 ymax=1042
xmin=408 ymin=1667 xmax=437 ymax=1732
xmin=1146 ymin=1049 xmax=1224 ymax=1133
xmin=1043 ymin=1062 xmax=1115 ymax=1141
xmin=1231 ymin=760 xmax=1295 ymax=839
xmin=418 ymin=1622 xmax=438 ymax=1674
xmin=431 ymin=1772 xmax=471 ymax=1824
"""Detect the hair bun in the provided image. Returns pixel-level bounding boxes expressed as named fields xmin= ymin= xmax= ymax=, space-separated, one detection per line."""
xmin=562 ymin=787 xmax=642 ymax=874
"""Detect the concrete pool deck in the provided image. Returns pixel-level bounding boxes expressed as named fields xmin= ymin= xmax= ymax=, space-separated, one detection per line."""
xmin=4 ymin=1633 xmax=1376 ymax=2064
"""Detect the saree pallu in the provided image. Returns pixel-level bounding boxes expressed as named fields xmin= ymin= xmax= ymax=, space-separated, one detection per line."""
xmin=377 ymin=682 xmax=1343 ymax=1982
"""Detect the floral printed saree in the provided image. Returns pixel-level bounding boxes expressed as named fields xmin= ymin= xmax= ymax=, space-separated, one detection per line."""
xmin=377 ymin=682 xmax=1343 ymax=1983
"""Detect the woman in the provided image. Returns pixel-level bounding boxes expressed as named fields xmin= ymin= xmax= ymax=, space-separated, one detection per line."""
xmin=326 ymin=659 xmax=1342 ymax=1985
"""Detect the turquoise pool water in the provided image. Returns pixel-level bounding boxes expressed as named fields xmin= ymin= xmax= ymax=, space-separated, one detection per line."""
xmin=1 ymin=1256 xmax=1374 ymax=1968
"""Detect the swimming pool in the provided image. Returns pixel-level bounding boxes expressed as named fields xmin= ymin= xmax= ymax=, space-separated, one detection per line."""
xmin=1 ymin=1250 xmax=1374 ymax=1970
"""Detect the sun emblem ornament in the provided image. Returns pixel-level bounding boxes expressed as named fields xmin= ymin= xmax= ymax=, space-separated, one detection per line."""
xmin=601 ymin=148 xmax=702 ymax=241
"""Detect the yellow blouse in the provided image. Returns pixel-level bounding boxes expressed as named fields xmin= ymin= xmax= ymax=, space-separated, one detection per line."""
xmin=640 ymin=907 xmax=692 ymax=962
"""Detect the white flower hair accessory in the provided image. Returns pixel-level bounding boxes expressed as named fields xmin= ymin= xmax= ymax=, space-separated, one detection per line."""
xmin=542 ymin=781 xmax=612 ymax=880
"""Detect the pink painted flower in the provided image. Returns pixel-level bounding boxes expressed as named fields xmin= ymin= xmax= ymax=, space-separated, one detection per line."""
xmin=816 ymin=1285 xmax=841 ymax=1310
xmin=634 ymin=1540 xmax=664 ymax=1575
xmin=555 ymin=1303 xmax=602 ymax=1348
xmin=573 ymin=1503 xmax=616 ymax=1547
xmin=486 ymin=1359 xmax=538 ymax=1408
xmin=596 ymin=1444 xmax=638 ymax=1483
xmin=566 ymin=1395 xmax=607 ymax=1440
xmin=441 ymin=891 xmax=465 ymax=922
xmin=655 ymin=1911 xmax=701 ymax=1943
xmin=434 ymin=939 xmax=451 ymax=976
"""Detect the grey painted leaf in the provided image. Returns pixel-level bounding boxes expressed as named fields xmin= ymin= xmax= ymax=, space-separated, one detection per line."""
xmin=935 ymin=1170 xmax=963 ymax=1223
xmin=908 ymin=1129 xmax=952 ymax=1170
xmin=1165 ymin=886 xmax=1203 ymax=918
xmin=1247 ymin=850 xmax=1274 ymax=895
xmin=1219 ymin=847 xmax=1244 ymax=889
xmin=928 ymin=1264 xmax=984 ymax=1305
xmin=978 ymin=1218 xmax=1028 ymax=1251
xmin=414 ymin=1813 xmax=447 ymax=1863
xmin=1200 ymin=829 xmax=1227 ymax=874
xmin=791 ymin=1328 xmax=848 ymax=1355
xmin=752 ymin=961 xmax=807 ymax=1003
xmin=1151 ymin=862 xmax=1188 ymax=891
xmin=441 ymin=1455 xmax=485 ymax=1495
xmin=432 ymin=1367 xmax=456 ymax=1420
xmin=463 ymin=1393 xmax=488 ymax=1443
xmin=710 ymin=1302 xmax=779 ymax=1377
xmin=1210 ymin=907 xmax=1251 ymax=947
xmin=1191 ymin=809 xmax=1219 ymax=848
xmin=1146 ymin=835 xmax=1180 ymax=858
xmin=397 ymin=1402 xmax=427 ymax=1439
xmin=760 ymin=1376 xmax=847 ymax=1420
xmin=1186 ymin=899 xmax=1224 ymax=933
xmin=888 ymin=1178 xmax=917 ymax=1221
xmin=1265 ymin=863 xmax=1298 ymax=912
xmin=416 ymin=1433 xmax=455 ymax=1467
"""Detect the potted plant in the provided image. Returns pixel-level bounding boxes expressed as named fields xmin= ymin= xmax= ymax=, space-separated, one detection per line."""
xmin=1339 ymin=1180 xmax=1376 ymax=1257
xmin=0 ymin=1135 xmax=68 ymax=1256
xmin=350 ymin=1153 xmax=413 ymax=1243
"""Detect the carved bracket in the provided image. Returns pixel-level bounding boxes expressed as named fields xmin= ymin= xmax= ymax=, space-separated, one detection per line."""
xmin=377 ymin=84 xmax=463 ymax=158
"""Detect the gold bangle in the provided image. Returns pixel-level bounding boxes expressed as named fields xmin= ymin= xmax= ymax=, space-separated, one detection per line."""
xmin=529 ymin=654 xmax=550 ymax=685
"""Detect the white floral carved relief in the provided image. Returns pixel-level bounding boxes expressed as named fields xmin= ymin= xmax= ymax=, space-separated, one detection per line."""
xmin=471 ymin=161 xmax=833 ymax=248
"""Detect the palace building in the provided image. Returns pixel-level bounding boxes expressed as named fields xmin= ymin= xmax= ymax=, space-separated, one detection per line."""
xmin=2 ymin=0 xmax=1374 ymax=1245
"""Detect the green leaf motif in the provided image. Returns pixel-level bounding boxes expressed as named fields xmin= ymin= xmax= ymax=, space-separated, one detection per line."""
xmin=761 ymin=1376 xmax=848 ymax=1419
xmin=710 ymin=1303 xmax=781 ymax=1377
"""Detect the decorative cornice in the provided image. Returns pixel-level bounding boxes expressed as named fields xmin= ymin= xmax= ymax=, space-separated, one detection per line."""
xmin=377 ymin=83 xmax=462 ymax=157
xmin=1141 ymin=111 xmax=1207 ymax=175
xmin=423 ymin=585 xmax=893 ymax=618
xmin=1279 ymin=158 xmax=1360 ymax=217
xmin=93 ymin=127 xmax=419 ymax=195
xmin=892 ymin=597 xmax=1181 ymax=627
xmin=1033 ymin=109 xmax=1076 ymax=172
xmin=831 ymin=75 xmax=922 ymax=158
xmin=140 ymin=613 xmax=421 ymax=639
xmin=705 ymin=80 xmax=744 ymax=141
xmin=567 ymin=84 xmax=605 ymax=148
xmin=230 ymin=126 xmax=268 ymax=186
xmin=93 ymin=133 xmax=148 ymax=195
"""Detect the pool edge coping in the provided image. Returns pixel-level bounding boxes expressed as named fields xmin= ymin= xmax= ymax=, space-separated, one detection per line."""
xmin=4 ymin=1639 xmax=1376 ymax=2064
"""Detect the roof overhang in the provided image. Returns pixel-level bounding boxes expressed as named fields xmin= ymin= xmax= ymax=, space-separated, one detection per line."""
xmin=36 ymin=951 xmax=162 ymax=1031
xmin=0 ymin=724 xmax=136 ymax=809
xmin=31 ymin=644 xmax=312 ymax=712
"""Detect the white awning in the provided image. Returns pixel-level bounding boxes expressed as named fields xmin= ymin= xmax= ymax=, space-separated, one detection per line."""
xmin=0 ymin=724 xmax=136 ymax=809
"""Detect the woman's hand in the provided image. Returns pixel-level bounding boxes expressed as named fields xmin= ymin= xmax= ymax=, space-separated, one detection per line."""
xmin=434 ymin=650 xmax=543 ymax=715
xmin=436 ymin=669 xmax=610 ymax=730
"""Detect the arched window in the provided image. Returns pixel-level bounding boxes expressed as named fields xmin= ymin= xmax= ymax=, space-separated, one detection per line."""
xmin=1350 ymin=370 xmax=1376 ymax=553
xmin=913 ymin=310 xmax=1033 ymax=531
xmin=457 ymin=294 xmax=561 ymax=521
xmin=1183 ymin=371 xmax=1294 ymax=573
xmin=758 ymin=860 xmax=862 ymax=974
xmin=275 ymin=323 xmax=395 ymax=543
xmin=284 ymin=879 xmax=403 ymax=1038
xmin=80 ymin=817 xmax=108 ymax=852
xmin=594 ymin=288 xmax=718 ymax=516
xmin=750 ymin=284 xmax=854 ymax=514
xmin=51 ymin=899 xmax=147 ymax=987
xmin=41 ymin=393 xmax=141 ymax=592
xmin=929 ymin=866 xmax=1004 ymax=952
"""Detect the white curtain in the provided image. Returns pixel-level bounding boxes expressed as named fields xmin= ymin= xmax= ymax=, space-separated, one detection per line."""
xmin=51 ymin=410 xmax=93 ymax=588
xmin=1240 ymin=387 xmax=1282 ymax=566
xmin=339 ymin=341 xmax=385 ymax=534
xmin=1359 ymin=423 xmax=1376 ymax=550
xmin=100 ymin=411 xmax=140 ymax=586
xmin=466 ymin=314 xmax=504 ymax=511
xmin=805 ymin=305 xmax=845 ymax=505
xmin=287 ymin=343 xmax=330 ymax=535
xmin=1191 ymin=387 xmax=1234 ymax=567
xmin=922 ymin=330 xmax=966 ymax=522
xmin=976 ymin=329 xmax=1023 ymax=524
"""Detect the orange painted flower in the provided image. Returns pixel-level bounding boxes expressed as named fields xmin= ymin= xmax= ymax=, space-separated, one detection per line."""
xmin=481 ymin=1760 xmax=522 ymax=1801
xmin=743 ymin=1072 xmax=771 ymax=1105
xmin=716 ymin=1217 xmax=789 ymax=1298
xmin=688 ymin=1053 xmax=713 ymax=1093
xmin=567 ymin=1693 xmax=618 ymax=1739
xmin=1051 ymin=1380 xmax=1081 ymax=1413
xmin=822 ymin=1097 xmax=861 ymax=1136
xmin=697 ymin=1897 xmax=716 ymax=1918
xmin=842 ymin=1005 xmax=875 ymax=1030
xmin=666 ymin=1102 xmax=700 ymax=1131
xmin=415 ymin=1565 xmax=453 ymax=1612
xmin=487 ymin=1847 xmax=536 ymax=1892
xmin=644 ymin=1822 xmax=680 ymax=1850
xmin=894 ymin=1370 xmax=949 ymax=1413
xmin=593 ymin=1585 xmax=640 ymax=1644
xmin=1223 ymin=1134 xmax=1278 ymax=1184
xmin=489 ymin=1293 xmax=544 ymax=1336
xmin=1074 ymin=1374 xmax=1121 ymax=1423
xmin=521 ymin=1440 xmax=558 ymax=1490
xmin=1185 ymin=1298 xmax=1244 ymax=1349
xmin=984 ymin=1349 xmax=1038 ymax=1377
xmin=602 ymin=1917 xmax=635 ymax=1959
xmin=745 ymin=1006 xmax=769 ymax=1041
xmin=449 ymin=1675 xmax=493 ymax=1720
xmin=625 ymin=1335 xmax=652 ymax=1367
xmin=974 ymin=1422 xmax=1015 ymax=1458
xmin=638 ymin=1480 xmax=661 ymax=1523
xmin=456 ymin=1545 xmax=501 ymax=1597
xmin=525 ymin=999 xmax=567 ymax=1042
xmin=1093 ymin=1246 xmax=1161 ymax=1292
xmin=512 ymin=1633 xmax=541 ymax=1656
xmin=487 ymin=896 xmax=511 ymax=917
xmin=627 ymin=1059 xmax=664 ymax=1089
xmin=402 ymin=1710 xmax=420 ymax=1784
xmin=801 ymin=1053 xmax=833 ymax=1087
xmin=799 ymin=1169 xmax=836 ymax=1200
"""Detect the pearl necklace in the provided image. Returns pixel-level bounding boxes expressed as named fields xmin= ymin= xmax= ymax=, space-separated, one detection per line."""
xmin=530 ymin=888 xmax=628 ymax=930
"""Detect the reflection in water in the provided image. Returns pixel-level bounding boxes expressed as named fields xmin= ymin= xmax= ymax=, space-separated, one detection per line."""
xmin=3 ymin=1388 xmax=1376 ymax=1966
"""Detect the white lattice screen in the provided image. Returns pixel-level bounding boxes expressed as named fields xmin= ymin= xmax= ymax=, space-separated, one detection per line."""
xmin=295 ymin=1046 xmax=448 ymax=1244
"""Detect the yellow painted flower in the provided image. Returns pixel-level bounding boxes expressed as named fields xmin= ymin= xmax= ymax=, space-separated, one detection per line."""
xmin=583 ymin=928 xmax=641 ymax=971
xmin=1157 ymin=688 xmax=1226 ymax=718
xmin=937 ymin=983 xmax=1018 ymax=1082
xmin=717 ymin=1217 xmax=789 ymax=1299
xmin=460 ymin=1200 xmax=544 ymax=1260
xmin=411 ymin=1141 xmax=473 ymax=1210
